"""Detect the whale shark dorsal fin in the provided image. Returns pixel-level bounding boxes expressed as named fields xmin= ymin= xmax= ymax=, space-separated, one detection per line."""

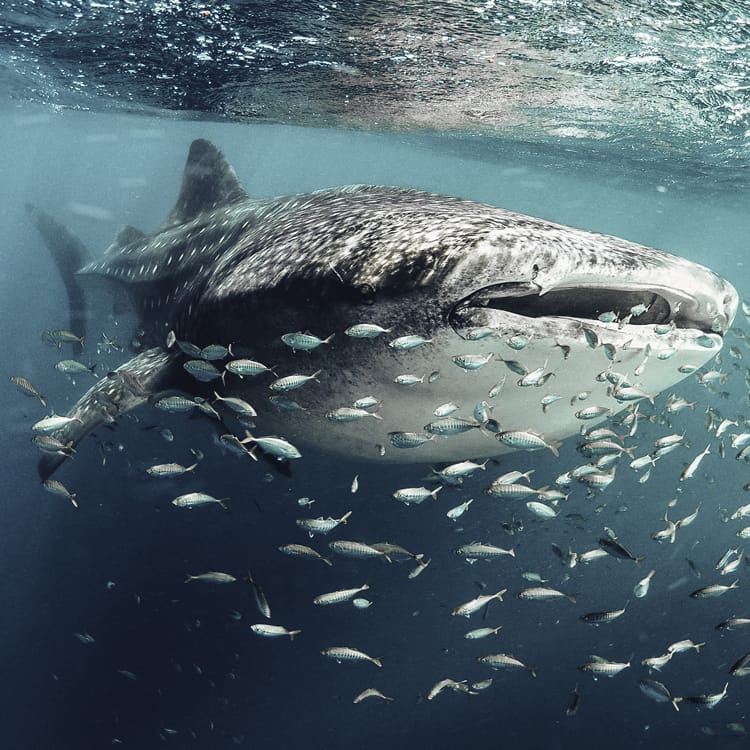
xmin=115 ymin=224 xmax=146 ymax=246
xmin=160 ymin=139 xmax=248 ymax=230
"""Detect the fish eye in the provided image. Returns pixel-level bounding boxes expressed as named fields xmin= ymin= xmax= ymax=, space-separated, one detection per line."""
xmin=531 ymin=263 xmax=540 ymax=279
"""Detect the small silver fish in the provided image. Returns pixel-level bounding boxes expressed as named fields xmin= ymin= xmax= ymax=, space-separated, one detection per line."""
xmin=344 ymin=323 xmax=391 ymax=338
xmin=433 ymin=401 xmax=460 ymax=417
xmin=241 ymin=433 xmax=301 ymax=459
xmin=352 ymin=688 xmax=394 ymax=703
xmin=578 ymin=655 xmax=631 ymax=677
xmin=389 ymin=334 xmax=432 ymax=350
xmin=454 ymin=542 xmax=514 ymax=561
xmin=495 ymin=430 xmax=561 ymax=456
xmin=55 ymin=359 xmax=97 ymax=377
xmin=321 ymin=646 xmax=382 ymax=667
xmin=690 ymin=580 xmax=739 ymax=598
xmin=32 ymin=435 xmax=75 ymax=456
xmin=325 ymin=407 xmax=382 ymax=422
xmin=464 ymin=626 xmax=502 ymax=640
xmin=314 ymin=584 xmax=370 ymax=606
xmin=182 ymin=359 xmax=222 ymax=382
xmin=154 ymin=395 xmax=197 ymax=412
xmin=224 ymin=358 xmax=275 ymax=378
xmin=517 ymin=587 xmax=575 ymax=604
xmin=213 ymin=392 xmax=257 ymax=416
xmin=269 ymin=371 xmax=321 ymax=392
xmin=171 ymin=492 xmax=228 ymax=510
xmin=199 ymin=343 xmax=233 ymax=361
xmin=281 ymin=331 xmax=334 ymax=351
xmin=446 ymin=499 xmax=474 ymax=520
xmin=250 ymin=623 xmax=302 ymax=640
xmin=451 ymin=589 xmax=507 ymax=617
xmin=32 ymin=414 xmax=83 ymax=433
xmin=393 ymin=373 xmax=425 ymax=386
xmin=296 ymin=511 xmax=352 ymax=537
xmin=10 ymin=375 xmax=46 ymax=406
xmin=393 ymin=486 xmax=442 ymax=505
xmin=477 ymin=653 xmax=537 ymax=677
xmin=42 ymin=479 xmax=78 ymax=508
xmin=387 ymin=431 xmax=434 ymax=449
xmin=329 ymin=541 xmax=389 ymax=561
xmin=146 ymin=462 xmax=198 ymax=478
xmin=452 ymin=352 xmax=494 ymax=371
xmin=633 ymin=570 xmax=656 ymax=598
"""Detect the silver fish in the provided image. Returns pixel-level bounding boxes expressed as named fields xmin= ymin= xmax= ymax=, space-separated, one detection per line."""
xmin=296 ymin=511 xmax=352 ymax=537
xmin=451 ymin=588 xmax=507 ymax=617
xmin=477 ymin=653 xmax=537 ymax=677
xmin=171 ymin=492 xmax=228 ymax=510
xmin=146 ymin=462 xmax=197 ymax=478
xmin=250 ymin=624 xmax=302 ymax=640
xmin=277 ymin=543 xmax=332 ymax=566
xmin=269 ymin=371 xmax=321 ymax=392
xmin=281 ymin=331 xmax=334 ymax=351
xmin=314 ymin=584 xmax=370 ymax=606
xmin=321 ymin=646 xmax=382 ymax=667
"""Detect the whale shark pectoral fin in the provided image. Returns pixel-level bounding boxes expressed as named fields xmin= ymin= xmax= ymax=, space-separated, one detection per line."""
xmin=26 ymin=204 xmax=91 ymax=354
xmin=38 ymin=347 xmax=180 ymax=480
xmin=158 ymin=138 xmax=248 ymax=231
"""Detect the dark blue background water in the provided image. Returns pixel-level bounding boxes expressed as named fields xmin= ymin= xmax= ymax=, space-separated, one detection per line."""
xmin=1 ymin=110 xmax=749 ymax=749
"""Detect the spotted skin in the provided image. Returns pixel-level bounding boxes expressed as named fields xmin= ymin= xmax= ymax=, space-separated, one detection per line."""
xmin=31 ymin=139 xmax=738 ymax=477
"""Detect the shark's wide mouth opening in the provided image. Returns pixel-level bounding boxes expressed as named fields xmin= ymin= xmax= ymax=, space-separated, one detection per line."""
xmin=451 ymin=282 xmax=718 ymax=334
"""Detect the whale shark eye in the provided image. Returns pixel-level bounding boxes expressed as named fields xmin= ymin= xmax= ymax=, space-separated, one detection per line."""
xmin=358 ymin=283 xmax=376 ymax=304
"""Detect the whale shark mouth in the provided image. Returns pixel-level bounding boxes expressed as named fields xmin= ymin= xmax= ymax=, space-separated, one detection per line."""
xmin=450 ymin=281 xmax=725 ymax=336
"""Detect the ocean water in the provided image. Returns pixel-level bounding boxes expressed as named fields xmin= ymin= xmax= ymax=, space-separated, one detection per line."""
xmin=2 ymin=3 xmax=750 ymax=749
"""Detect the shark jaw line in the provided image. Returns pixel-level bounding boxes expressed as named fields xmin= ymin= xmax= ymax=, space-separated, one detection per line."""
xmin=450 ymin=280 xmax=729 ymax=339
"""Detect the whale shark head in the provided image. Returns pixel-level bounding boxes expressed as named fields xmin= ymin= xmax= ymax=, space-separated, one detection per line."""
xmin=31 ymin=139 xmax=738 ymax=474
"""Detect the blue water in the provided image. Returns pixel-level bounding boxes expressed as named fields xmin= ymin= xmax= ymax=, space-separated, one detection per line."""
xmin=2 ymin=3 xmax=750 ymax=748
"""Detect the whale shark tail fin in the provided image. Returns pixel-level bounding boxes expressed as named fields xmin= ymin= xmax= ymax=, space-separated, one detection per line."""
xmin=26 ymin=204 xmax=91 ymax=355
xmin=37 ymin=348 xmax=181 ymax=480
xmin=158 ymin=138 xmax=248 ymax=231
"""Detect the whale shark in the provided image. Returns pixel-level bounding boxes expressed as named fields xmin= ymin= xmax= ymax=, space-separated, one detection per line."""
xmin=30 ymin=138 xmax=738 ymax=478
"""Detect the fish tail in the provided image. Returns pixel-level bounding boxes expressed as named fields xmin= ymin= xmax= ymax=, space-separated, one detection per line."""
xmin=549 ymin=440 xmax=562 ymax=457
xmin=371 ymin=657 xmax=383 ymax=668
xmin=528 ymin=667 xmax=538 ymax=678
xmin=566 ymin=594 xmax=577 ymax=604
xmin=26 ymin=205 xmax=90 ymax=355
xmin=288 ymin=630 xmax=302 ymax=641
xmin=322 ymin=557 xmax=333 ymax=567
xmin=38 ymin=394 xmax=47 ymax=408
xmin=671 ymin=697 xmax=682 ymax=712
xmin=324 ymin=333 xmax=335 ymax=344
